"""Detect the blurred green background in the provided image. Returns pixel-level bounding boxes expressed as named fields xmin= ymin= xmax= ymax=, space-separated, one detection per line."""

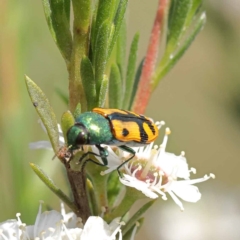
xmin=1 ymin=0 xmax=240 ymax=239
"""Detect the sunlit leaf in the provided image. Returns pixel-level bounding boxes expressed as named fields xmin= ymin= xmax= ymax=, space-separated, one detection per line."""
xmin=42 ymin=0 xmax=72 ymax=62
xmin=25 ymin=75 xmax=59 ymax=153
xmin=123 ymin=32 xmax=139 ymax=109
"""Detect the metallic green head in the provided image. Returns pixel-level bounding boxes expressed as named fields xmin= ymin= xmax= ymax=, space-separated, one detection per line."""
xmin=66 ymin=112 xmax=113 ymax=150
xmin=66 ymin=123 xmax=89 ymax=150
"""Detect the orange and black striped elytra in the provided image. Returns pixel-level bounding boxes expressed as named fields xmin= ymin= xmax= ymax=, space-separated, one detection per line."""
xmin=66 ymin=108 xmax=159 ymax=175
xmin=93 ymin=108 xmax=158 ymax=145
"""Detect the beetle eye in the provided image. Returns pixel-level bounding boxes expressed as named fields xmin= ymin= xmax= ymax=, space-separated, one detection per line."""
xmin=74 ymin=123 xmax=89 ymax=145
xmin=67 ymin=123 xmax=89 ymax=148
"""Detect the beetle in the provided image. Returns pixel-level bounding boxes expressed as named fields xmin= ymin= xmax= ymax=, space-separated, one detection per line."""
xmin=66 ymin=108 xmax=159 ymax=175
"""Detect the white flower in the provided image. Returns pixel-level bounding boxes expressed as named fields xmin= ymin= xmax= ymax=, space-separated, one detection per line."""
xmin=0 ymin=202 xmax=123 ymax=240
xmin=0 ymin=218 xmax=22 ymax=240
xmin=101 ymin=126 xmax=215 ymax=211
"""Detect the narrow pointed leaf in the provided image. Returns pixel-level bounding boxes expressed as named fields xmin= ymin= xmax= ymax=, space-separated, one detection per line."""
xmin=25 ymin=75 xmax=59 ymax=153
xmin=107 ymin=171 xmax=123 ymax=207
xmin=185 ymin=0 xmax=202 ymax=28
xmin=122 ymin=200 xmax=155 ymax=235
xmin=74 ymin=103 xmax=82 ymax=118
xmin=109 ymin=64 xmax=122 ymax=108
xmin=166 ymin=0 xmax=191 ymax=56
xmin=81 ymin=56 xmax=97 ymax=110
xmin=86 ymin=179 xmax=99 ymax=216
xmin=153 ymin=11 xmax=206 ymax=88
xmin=64 ymin=0 xmax=70 ymax=23
xmin=93 ymin=0 xmax=116 ymax=49
xmin=61 ymin=111 xmax=75 ymax=141
xmin=42 ymin=0 xmax=72 ymax=62
xmin=129 ymin=58 xmax=144 ymax=110
xmin=94 ymin=21 xmax=111 ymax=95
xmin=116 ymin=18 xmax=127 ymax=79
xmin=108 ymin=0 xmax=128 ymax=58
xmin=123 ymin=32 xmax=139 ymax=109
xmin=30 ymin=163 xmax=77 ymax=213
xmin=98 ymin=75 xmax=109 ymax=107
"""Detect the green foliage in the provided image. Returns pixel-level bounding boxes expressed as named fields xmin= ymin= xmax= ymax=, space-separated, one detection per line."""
xmin=108 ymin=0 xmax=129 ymax=58
xmin=122 ymin=200 xmax=155 ymax=235
xmin=123 ymin=32 xmax=140 ymax=109
xmin=94 ymin=21 xmax=111 ymax=95
xmin=81 ymin=56 xmax=97 ymax=110
xmin=61 ymin=111 xmax=75 ymax=141
xmin=98 ymin=75 xmax=109 ymax=107
xmin=109 ymin=63 xmax=122 ymax=108
xmin=107 ymin=171 xmax=123 ymax=207
xmin=152 ymin=0 xmax=206 ymax=89
xmin=74 ymin=103 xmax=82 ymax=118
xmin=42 ymin=0 xmax=72 ymax=63
xmin=25 ymin=75 xmax=59 ymax=153
xmin=129 ymin=58 xmax=144 ymax=109
xmin=30 ymin=163 xmax=77 ymax=213
xmin=123 ymin=218 xmax=144 ymax=240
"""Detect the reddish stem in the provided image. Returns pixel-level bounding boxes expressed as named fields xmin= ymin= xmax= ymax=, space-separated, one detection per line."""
xmin=132 ymin=0 xmax=168 ymax=114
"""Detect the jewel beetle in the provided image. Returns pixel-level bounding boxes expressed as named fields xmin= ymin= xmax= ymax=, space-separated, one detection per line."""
xmin=66 ymin=108 xmax=159 ymax=174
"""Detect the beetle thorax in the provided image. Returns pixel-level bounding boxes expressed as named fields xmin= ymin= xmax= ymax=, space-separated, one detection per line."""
xmin=74 ymin=112 xmax=113 ymax=145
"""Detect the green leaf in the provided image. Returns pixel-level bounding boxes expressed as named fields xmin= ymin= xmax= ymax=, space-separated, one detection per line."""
xmin=74 ymin=103 xmax=82 ymax=118
xmin=123 ymin=218 xmax=144 ymax=240
xmin=107 ymin=171 xmax=123 ymax=207
xmin=81 ymin=56 xmax=97 ymax=110
xmin=86 ymin=179 xmax=98 ymax=216
xmin=108 ymin=0 xmax=128 ymax=58
xmin=123 ymin=32 xmax=139 ymax=109
xmin=104 ymin=187 xmax=145 ymax=223
xmin=94 ymin=21 xmax=111 ymax=95
xmin=98 ymin=75 xmax=108 ymax=107
xmin=55 ymin=87 xmax=68 ymax=105
xmin=116 ymin=18 xmax=127 ymax=79
xmin=122 ymin=200 xmax=155 ymax=235
xmin=25 ymin=75 xmax=59 ymax=153
xmin=30 ymin=163 xmax=77 ymax=213
xmin=64 ymin=0 xmax=70 ymax=23
xmin=185 ymin=0 xmax=202 ymax=28
xmin=93 ymin=0 xmax=117 ymax=48
xmin=42 ymin=0 xmax=72 ymax=63
xmin=72 ymin=0 xmax=92 ymax=31
xmin=109 ymin=63 xmax=122 ymax=108
xmin=129 ymin=58 xmax=144 ymax=110
xmin=165 ymin=0 xmax=191 ymax=57
xmin=152 ymin=11 xmax=206 ymax=88
xmin=61 ymin=111 xmax=75 ymax=142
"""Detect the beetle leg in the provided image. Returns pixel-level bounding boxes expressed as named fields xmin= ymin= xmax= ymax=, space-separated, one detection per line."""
xmin=79 ymin=145 xmax=109 ymax=171
xmin=95 ymin=144 xmax=108 ymax=166
xmin=117 ymin=145 xmax=136 ymax=177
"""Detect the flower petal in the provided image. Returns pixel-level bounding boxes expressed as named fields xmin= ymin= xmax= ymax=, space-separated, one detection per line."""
xmin=171 ymin=182 xmax=201 ymax=202
xmin=119 ymin=174 xmax=159 ymax=199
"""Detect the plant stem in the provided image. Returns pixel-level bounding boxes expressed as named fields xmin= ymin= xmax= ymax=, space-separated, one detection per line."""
xmin=68 ymin=0 xmax=91 ymax=112
xmin=64 ymin=161 xmax=91 ymax=224
xmin=68 ymin=27 xmax=88 ymax=113
xmin=132 ymin=0 xmax=169 ymax=114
